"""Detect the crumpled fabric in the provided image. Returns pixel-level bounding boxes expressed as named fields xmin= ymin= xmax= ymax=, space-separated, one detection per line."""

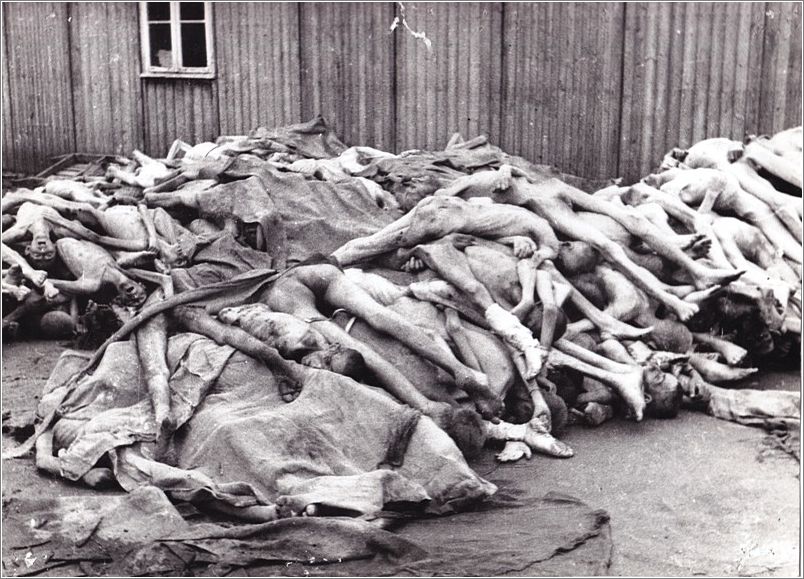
xmin=35 ymin=335 xmax=495 ymax=518
xmin=245 ymin=165 xmax=401 ymax=264
xmin=171 ymin=354 xmax=496 ymax=515
xmin=229 ymin=115 xmax=348 ymax=160
xmin=49 ymin=334 xmax=235 ymax=481
xmin=1 ymin=485 xmax=613 ymax=577
xmin=171 ymin=233 xmax=274 ymax=291
xmin=185 ymin=175 xmax=289 ymax=265
xmin=0 ymin=486 xmax=428 ymax=577
xmin=706 ymin=385 xmax=800 ymax=431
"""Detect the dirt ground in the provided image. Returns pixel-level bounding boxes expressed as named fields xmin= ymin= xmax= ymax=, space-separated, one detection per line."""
xmin=1 ymin=340 xmax=801 ymax=576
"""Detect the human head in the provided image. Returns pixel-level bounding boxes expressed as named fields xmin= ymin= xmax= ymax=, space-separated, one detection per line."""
xmin=525 ymin=305 xmax=568 ymax=343
xmin=444 ymin=407 xmax=486 ymax=459
xmin=39 ymin=310 xmax=74 ymax=339
xmin=25 ymin=233 xmax=57 ymax=269
xmin=557 ymin=241 xmax=598 ymax=275
xmin=643 ymin=365 xmax=683 ymax=419
xmin=115 ymin=278 xmax=147 ymax=307
xmin=301 ymin=344 xmax=368 ymax=382
xmin=648 ymin=318 xmax=694 ymax=353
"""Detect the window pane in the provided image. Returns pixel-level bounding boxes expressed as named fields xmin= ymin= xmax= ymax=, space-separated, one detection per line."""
xmin=149 ymin=23 xmax=173 ymax=67
xmin=181 ymin=23 xmax=207 ymax=67
xmin=180 ymin=2 xmax=205 ymax=20
xmin=147 ymin=2 xmax=171 ymax=21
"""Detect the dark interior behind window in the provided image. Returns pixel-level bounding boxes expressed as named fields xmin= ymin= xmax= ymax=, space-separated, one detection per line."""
xmin=147 ymin=2 xmax=170 ymax=21
xmin=179 ymin=2 xmax=205 ymax=20
xmin=149 ymin=23 xmax=173 ymax=67
xmin=181 ymin=23 xmax=207 ymax=67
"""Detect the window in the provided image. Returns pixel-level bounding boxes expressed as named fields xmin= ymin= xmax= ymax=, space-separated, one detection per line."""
xmin=140 ymin=2 xmax=215 ymax=79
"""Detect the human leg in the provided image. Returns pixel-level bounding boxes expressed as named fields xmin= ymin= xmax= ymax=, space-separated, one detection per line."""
xmin=324 ymin=274 xmax=493 ymax=400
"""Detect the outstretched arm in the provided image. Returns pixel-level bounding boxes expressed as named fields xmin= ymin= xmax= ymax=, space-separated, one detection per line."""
xmin=1 ymin=242 xmax=58 ymax=298
xmin=42 ymin=213 xmax=149 ymax=252
xmin=434 ymin=165 xmax=513 ymax=198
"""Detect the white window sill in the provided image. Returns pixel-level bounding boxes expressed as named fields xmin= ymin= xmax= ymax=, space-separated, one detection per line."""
xmin=140 ymin=71 xmax=216 ymax=80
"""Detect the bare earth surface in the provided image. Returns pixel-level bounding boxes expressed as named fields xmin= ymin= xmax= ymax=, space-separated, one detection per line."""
xmin=1 ymin=340 xmax=800 ymax=576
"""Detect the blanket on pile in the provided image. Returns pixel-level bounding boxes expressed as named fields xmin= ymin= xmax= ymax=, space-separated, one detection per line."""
xmin=41 ymin=336 xmax=495 ymax=515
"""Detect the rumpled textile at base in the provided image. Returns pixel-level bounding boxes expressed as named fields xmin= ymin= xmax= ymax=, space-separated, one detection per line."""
xmin=0 ymin=486 xmax=426 ymax=577
xmin=1 ymin=486 xmax=613 ymax=577
xmin=40 ymin=334 xmax=494 ymax=516
xmin=705 ymin=385 xmax=801 ymax=461
xmin=706 ymin=386 xmax=800 ymax=431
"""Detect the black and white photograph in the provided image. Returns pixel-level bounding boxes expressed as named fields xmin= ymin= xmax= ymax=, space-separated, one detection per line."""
xmin=0 ymin=1 xmax=801 ymax=576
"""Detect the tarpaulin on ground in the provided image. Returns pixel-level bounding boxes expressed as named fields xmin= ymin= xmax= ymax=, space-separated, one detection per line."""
xmin=40 ymin=337 xmax=495 ymax=515
xmin=1 ymin=486 xmax=612 ymax=577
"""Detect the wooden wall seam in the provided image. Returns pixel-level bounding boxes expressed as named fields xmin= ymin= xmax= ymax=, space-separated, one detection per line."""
xmin=1 ymin=2 xmax=802 ymax=177
xmin=64 ymin=2 xmax=78 ymax=157
xmin=614 ymin=1 xmax=627 ymax=179
xmin=2 ymin=4 xmax=16 ymax=172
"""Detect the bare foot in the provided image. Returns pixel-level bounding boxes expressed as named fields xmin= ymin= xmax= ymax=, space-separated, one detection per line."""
xmin=153 ymin=415 xmax=175 ymax=461
xmin=523 ymin=425 xmax=574 ymax=458
xmin=474 ymin=395 xmax=504 ymax=421
xmin=668 ymin=296 xmax=699 ymax=322
xmin=719 ymin=344 xmax=748 ymax=365
xmin=496 ymin=441 xmax=532 ymax=462
xmin=609 ymin=369 xmax=646 ymax=422
xmin=693 ymin=267 xmax=745 ymax=290
xmin=683 ymin=284 xmax=725 ymax=304
xmin=685 ymin=235 xmax=712 ymax=259
xmin=454 ymin=367 xmax=492 ymax=396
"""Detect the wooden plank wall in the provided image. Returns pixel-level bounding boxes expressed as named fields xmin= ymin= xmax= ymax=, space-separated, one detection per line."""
xmin=500 ymin=3 xmax=624 ymax=179
xmin=299 ymin=3 xmax=396 ymax=150
xmin=619 ymin=3 xmax=769 ymax=180
xmin=760 ymin=2 xmax=803 ymax=132
xmin=215 ymin=2 xmax=301 ymax=135
xmin=3 ymin=2 xmax=75 ymax=174
xmin=142 ymin=79 xmax=219 ymax=156
xmin=2 ymin=19 xmax=15 ymax=172
xmin=1 ymin=2 xmax=802 ymax=180
xmin=395 ymin=2 xmax=503 ymax=152
xmin=70 ymin=2 xmax=144 ymax=156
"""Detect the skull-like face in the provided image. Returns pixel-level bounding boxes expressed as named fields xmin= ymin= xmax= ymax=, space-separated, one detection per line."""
xmin=161 ymin=242 xmax=190 ymax=268
xmin=116 ymin=278 xmax=147 ymax=307
xmin=25 ymin=234 xmax=57 ymax=268
xmin=643 ymin=366 xmax=682 ymax=419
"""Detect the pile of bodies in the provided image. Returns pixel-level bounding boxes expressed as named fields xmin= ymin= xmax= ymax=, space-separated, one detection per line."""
xmin=2 ymin=117 xmax=801 ymax=524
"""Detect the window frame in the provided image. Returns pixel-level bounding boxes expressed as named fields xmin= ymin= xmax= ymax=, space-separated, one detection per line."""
xmin=139 ymin=2 xmax=216 ymax=80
